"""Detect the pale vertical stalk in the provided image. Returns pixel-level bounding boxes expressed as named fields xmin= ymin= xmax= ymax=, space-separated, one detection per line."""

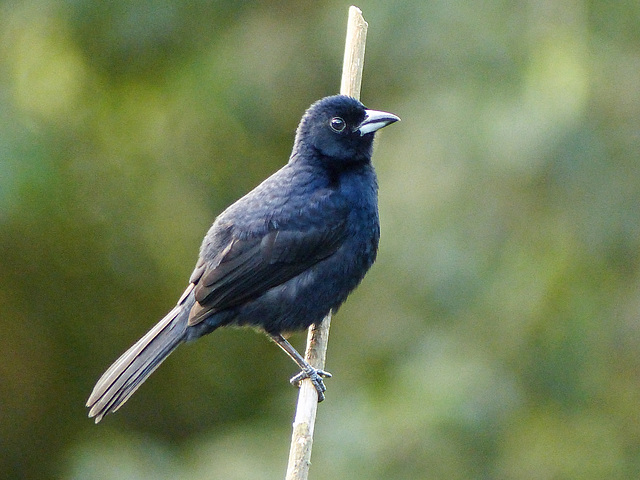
xmin=340 ymin=6 xmax=368 ymax=99
xmin=284 ymin=6 xmax=368 ymax=480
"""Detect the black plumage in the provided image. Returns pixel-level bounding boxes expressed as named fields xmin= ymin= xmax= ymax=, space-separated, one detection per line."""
xmin=87 ymin=95 xmax=399 ymax=423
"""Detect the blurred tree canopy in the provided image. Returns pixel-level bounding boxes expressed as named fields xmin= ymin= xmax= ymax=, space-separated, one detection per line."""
xmin=1 ymin=0 xmax=640 ymax=479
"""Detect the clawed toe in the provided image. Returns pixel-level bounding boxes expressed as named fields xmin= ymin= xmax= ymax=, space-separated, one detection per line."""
xmin=290 ymin=368 xmax=332 ymax=386
xmin=289 ymin=367 xmax=332 ymax=402
xmin=268 ymin=333 xmax=333 ymax=402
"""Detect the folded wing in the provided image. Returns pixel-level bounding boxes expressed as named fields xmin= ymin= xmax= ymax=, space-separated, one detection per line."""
xmin=188 ymin=221 xmax=347 ymax=325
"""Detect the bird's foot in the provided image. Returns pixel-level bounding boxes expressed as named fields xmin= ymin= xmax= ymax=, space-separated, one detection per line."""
xmin=290 ymin=367 xmax=332 ymax=402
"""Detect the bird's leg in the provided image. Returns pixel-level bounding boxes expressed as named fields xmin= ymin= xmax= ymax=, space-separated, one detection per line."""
xmin=268 ymin=333 xmax=332 ymax=402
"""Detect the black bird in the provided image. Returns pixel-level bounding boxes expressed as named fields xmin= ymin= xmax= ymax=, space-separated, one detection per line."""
xmin=86 ymin=95 xmax=399 ymax=423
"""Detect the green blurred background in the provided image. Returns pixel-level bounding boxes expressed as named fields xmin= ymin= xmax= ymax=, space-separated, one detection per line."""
xmin=2 ymin=0 xmax=640 ymax=478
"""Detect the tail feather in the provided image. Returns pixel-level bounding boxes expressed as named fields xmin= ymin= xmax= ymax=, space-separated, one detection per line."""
xmin=87 ymin=285 xmax=195 ymax=423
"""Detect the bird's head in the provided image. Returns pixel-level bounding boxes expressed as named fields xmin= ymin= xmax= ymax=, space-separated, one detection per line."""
xmin=293 ymin=95 xmax=399 ymax=168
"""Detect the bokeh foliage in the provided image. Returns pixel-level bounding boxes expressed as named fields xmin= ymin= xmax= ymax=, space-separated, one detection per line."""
xmin=1 ymin=0 xmax=640 ymax=479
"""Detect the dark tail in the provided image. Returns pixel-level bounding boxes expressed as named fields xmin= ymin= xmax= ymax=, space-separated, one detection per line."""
xmin=86 ymin=285 xmax=195 ymax=423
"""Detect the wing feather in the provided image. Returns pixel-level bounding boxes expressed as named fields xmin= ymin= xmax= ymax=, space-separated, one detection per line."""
xmin=188 ymin=221 xmax=347 ymax=326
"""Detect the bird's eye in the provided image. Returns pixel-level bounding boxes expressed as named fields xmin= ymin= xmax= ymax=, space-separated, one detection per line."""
xmin=329 ymin=117 xmax=346 ymax=133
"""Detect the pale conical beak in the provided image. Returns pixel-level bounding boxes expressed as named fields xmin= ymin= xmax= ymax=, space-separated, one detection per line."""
xmin=357 ymin=109 xmax=400 ymax=136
